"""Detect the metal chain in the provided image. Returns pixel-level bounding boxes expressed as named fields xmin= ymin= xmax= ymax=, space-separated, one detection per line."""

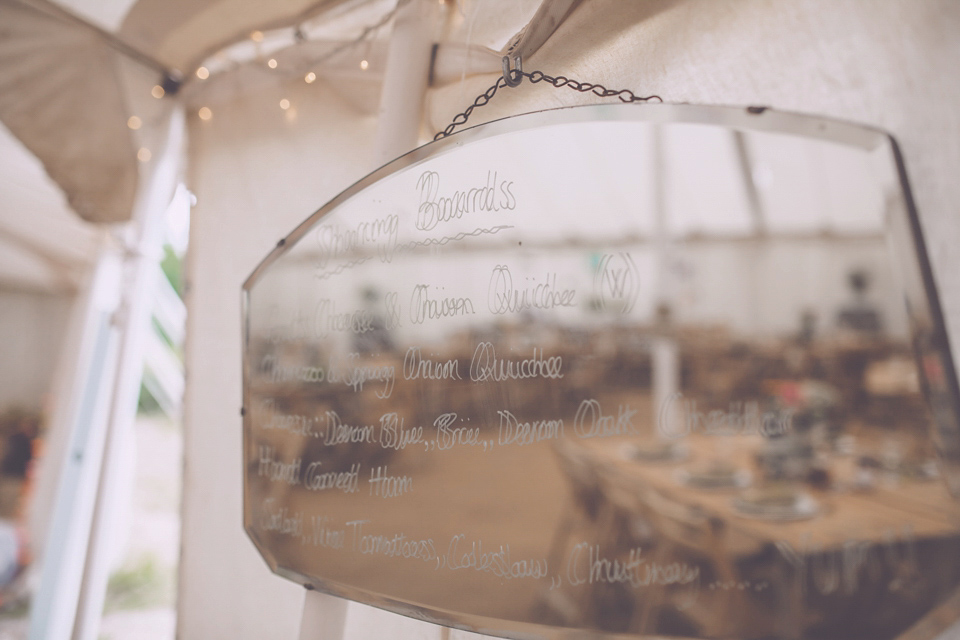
xmin=434 ymin=67 xmax=662 ymax=141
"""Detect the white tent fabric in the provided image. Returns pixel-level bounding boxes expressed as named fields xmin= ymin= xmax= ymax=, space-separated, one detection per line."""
xmin=0 ymin=0 xmax=141 ymax=224
xmin=0 ymin=123 xmax=101 ymax=292
xmin=2 ymin=0 xmax=960 ymax=638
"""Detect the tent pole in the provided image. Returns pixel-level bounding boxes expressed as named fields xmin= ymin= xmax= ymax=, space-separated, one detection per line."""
xmin=70 ymin=105 xmax=186 ymax=640
xmin=25 ymin=104 xmax=183 ymax=640
xmin=299 ymin=0 xmax=442 ymax=636
xmin=372 ymin=0 xmax=442 ymax=166
xmin=26 ymin=249 xmax=123 ymax=640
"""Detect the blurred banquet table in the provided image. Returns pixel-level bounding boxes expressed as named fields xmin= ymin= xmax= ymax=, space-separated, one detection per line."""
xmin=571 ymin=434 xmax=960 ymax=550
xmin=552 ymin=432 xmax=960 ymax=638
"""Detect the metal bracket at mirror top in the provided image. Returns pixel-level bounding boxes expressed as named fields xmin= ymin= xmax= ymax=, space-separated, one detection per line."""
xmin=242 ymin=103 xmax=960 ymax=640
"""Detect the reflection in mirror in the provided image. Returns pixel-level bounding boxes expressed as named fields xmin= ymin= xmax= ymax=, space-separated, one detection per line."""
xmin=242 ymin=105 xmax=960 ymax=639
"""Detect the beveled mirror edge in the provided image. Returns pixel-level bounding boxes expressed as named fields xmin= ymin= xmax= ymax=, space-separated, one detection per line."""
xmin=888 ymin=139 xmax=960 ymax=432
xmin=238 ymin=102 xmax=960 ymax=640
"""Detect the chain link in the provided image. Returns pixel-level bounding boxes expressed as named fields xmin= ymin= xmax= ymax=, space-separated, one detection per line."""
xmin=434 ymin=69 xmax=662 ymax=140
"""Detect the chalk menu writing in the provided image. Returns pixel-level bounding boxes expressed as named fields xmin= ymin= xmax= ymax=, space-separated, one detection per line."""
xmin=242 ymin=108 xmax=959 ymax=640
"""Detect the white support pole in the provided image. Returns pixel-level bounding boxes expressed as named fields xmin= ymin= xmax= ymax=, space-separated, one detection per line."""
xmin=299 ymin=0 xmax=442 ymax=638
xmin=71 ymin=105 xmax=186 ymax=640
xmin=299 ymin=589 xmax=349 ymax=640
xmin=27 ymin=249 xmax=124 ymax=640
xmin=26 ymin=103 xmax=183 ymax=640
xmin=372 ymin=0 xmax=442 ymax=166
xmin=649 ymin=126 xmax=680 ymax=438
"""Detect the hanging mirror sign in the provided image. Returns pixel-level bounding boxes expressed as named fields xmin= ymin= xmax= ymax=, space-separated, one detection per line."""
xmin=242 ymin=104 xmax=960 ymax=639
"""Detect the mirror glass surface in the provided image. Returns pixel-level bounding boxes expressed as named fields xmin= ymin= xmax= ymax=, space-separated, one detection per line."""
xmin=242 ymin=104 xmax=960 ymax=639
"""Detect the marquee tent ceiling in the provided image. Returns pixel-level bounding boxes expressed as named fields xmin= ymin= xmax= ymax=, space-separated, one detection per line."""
xmin=0 ymin=0 xmax=383 ymax=229
xmin=0 ymin=0 xmax=547 ymax=242
xmin=0 ymin=0 xmax=428 ymax=293
xmin=0 ymin=0 xmax=141 ymax=226
xmin=0 ymin=121 xmax=101 ymax=293
xmin=0 ymin=0 xmax=918 ymax=295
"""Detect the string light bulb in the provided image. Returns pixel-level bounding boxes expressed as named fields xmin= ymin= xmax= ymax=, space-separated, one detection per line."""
xmin=137 ymin=148 xmax=151 ymax=162
xmin=279 ymin=99 xmax=290 ymax=110
xmin=251 ymin=30 xmax=264 ymax=42
xmin=127 ymin=116 xmax=142 ymax=130
xmin=267 ymin=58 xmax=278 ymax=69
xmin=151 ymin=85 xmax=165 ymax=99
xmin=198 ymin=107 xmax=213 ymax=121
xmin=196 ymin=66 xmax=209 ymax=80
xmin=360 ymin=59 xmax=369 ymax=71
xmin=305 ymin=72 xmax=316 ymax=84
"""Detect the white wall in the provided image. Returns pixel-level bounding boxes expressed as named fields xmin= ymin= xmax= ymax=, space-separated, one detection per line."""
xmin=180 ymin=1 xmax=960 ymax=638
xmin=0 ymin=290 xmax=73 ymax=413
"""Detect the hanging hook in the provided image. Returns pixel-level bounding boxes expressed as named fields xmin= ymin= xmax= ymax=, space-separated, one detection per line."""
xmin=502 ymin=55 xmax=523 ymax=87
